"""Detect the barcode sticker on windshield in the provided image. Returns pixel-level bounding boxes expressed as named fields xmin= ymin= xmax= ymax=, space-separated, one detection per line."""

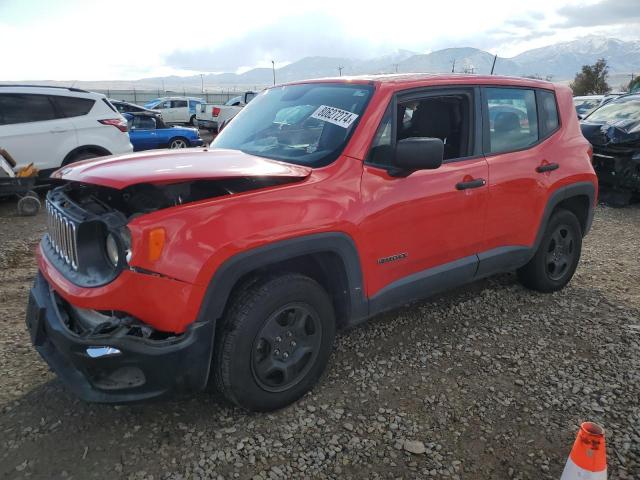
xmin=310 ymin=105 xmax=359 ymax=128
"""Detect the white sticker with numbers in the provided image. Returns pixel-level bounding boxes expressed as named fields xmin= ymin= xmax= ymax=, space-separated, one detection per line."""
xmin=310 ymin=105 xmax=359 ymax=128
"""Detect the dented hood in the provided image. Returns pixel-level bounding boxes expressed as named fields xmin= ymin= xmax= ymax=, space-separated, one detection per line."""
xmin=52 ymin=148 xmax=312 ymax=189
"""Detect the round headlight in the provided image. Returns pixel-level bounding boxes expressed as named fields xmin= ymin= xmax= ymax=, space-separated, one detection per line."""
xmin=105 ymin=233 xmax=119 ymax=267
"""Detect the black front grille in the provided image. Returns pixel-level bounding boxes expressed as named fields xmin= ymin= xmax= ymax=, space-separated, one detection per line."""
xmin=46 ymin=200 xmax=79 ymax=271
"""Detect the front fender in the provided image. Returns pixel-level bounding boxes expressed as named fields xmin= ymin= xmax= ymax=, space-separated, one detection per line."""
xmin=194 ymin=232 xmax=368 ymax=325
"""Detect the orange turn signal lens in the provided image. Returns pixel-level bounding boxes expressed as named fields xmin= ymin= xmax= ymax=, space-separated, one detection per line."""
xmin=147 ymin=228 xmax=166 ymax=262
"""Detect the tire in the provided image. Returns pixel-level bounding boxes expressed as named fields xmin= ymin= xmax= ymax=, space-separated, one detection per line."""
xmin=63 ymin=151 xmax=102 ymax=166
xmin=169 ymin=138 xmax=188 ymax=149
xmin=214 ymin=274 xmax=336 ymax=411
xmin=517 ymin=209 xmax=582 ymax=292
xmin=17 ymin=195 xmax=40 ymax=216
xmin=190 ymin=115 xmax=198 ymax=127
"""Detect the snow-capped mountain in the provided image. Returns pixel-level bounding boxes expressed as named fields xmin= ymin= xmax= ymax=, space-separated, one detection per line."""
xmin=511 ymin=36 xmax=640 ymax=79
xmin=9 ymin=36 xmax=638 ymax=89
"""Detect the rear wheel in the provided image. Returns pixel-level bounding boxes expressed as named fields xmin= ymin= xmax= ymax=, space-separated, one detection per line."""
xmin=169 ymin=138 xmax=188 ymax=149
xmin=63 ymin=150 xmax=102 ymax=166
xmin=517 ymin=209 xmax=582 ymax=292
xmin=214 ymin=274 xmax=335 ymax=411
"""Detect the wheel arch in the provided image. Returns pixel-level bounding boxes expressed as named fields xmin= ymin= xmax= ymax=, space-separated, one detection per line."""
xmin=196 ymin=233 xmax=368 ymax=331
xmin=62 ymin=145 xmax=112 ymax=166
xmin=533 ymin=181 xmax=596 ymax=253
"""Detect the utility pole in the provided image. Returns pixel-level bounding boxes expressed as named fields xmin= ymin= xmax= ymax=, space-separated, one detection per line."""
xmin=393 ymin=63 xmax=399 ymax=73
xmin=338 ymin=65 xmax=344 ymax=76
xmin=451 ymin=59 xmax=456 ymax=73
xmin=161 ymin=79 xmax=165 ymax=93
xmin=271 ymin=60 xmax=276 ymax=85
xmin=200 ymin=74 xmax=204 ymax=93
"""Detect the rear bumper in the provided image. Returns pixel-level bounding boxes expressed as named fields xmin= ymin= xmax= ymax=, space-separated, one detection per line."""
xmin=27 ymin=272 xmax=215 ymax=403
xmin=197 ymin=119 xmax=218 ymax=130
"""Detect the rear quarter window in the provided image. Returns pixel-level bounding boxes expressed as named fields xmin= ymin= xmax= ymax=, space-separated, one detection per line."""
xmin=538 ymin=90 xmax=559 ymax=138
xmin=51 ymin=96 xmax=95 ymax=118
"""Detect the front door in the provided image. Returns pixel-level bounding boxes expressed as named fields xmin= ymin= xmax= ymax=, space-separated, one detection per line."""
xmin=357 ymin=88 xmax=488 ymax=306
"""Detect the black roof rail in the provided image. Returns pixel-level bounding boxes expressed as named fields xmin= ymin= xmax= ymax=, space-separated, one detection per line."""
xmin=0 ymin=84 xmax=90 ymax=93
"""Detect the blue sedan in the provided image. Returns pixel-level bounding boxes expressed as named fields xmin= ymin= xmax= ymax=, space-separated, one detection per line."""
xmin=124 ymin=113 xmax=204 ymax=151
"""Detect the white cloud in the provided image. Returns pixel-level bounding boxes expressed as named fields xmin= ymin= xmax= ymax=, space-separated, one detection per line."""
xmin=0 ymin=0 xmax=638 ymax=80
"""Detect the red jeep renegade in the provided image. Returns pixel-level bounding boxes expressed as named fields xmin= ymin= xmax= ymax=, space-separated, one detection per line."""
xmin=27 ymin=75 xmax=597 ymax=411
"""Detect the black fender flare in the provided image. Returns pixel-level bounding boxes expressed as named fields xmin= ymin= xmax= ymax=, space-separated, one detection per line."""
xmin=195 ymin=232 xmax=368 ymax=326
xmin=532 ymin=181 xmax=596 ymax=254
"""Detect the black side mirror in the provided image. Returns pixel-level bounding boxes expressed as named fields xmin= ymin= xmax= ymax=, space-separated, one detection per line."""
xmin=391 ymin=137 xmax=443 ymax=176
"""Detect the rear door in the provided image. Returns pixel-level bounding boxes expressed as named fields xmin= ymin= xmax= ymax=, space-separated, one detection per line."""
xmin=0 ymin=93 xmax=77 ymax=171
xmin=479 ymin=86 xmax=560 ymax=274
xmin=358 ymin=87 xmax=489 ymax=303
xmin=171 ymin=99 xmax=189 ymax=123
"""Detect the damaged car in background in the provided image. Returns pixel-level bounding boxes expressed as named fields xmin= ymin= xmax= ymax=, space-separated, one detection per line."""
xmin=581 ymin=93 xmax=640 ymax=206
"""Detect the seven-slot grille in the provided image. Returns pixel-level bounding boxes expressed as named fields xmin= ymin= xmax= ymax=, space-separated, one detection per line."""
xmin=46 ymin=200 xmax=79 ymax=270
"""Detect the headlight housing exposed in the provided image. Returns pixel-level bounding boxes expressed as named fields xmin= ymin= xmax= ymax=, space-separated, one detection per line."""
xmin=104 ymin=227 xmax=132 ymax=267
xmin=105 ymin=233 xmax=119 ymax=267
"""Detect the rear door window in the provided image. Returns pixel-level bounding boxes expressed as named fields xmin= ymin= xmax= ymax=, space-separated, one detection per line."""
xmin=484 ymin=87 xmax=538 ymax=154
xmin=0 ymin=93 xmax=57 ymax=125
xmin=172 ymin=100 xmax=188 ymax=108
xmin=51 ymin=96 xmax=95 ymax=118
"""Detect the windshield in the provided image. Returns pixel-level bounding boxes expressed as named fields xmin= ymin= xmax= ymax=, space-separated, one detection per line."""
xmin=574 ymin=99 xmax=601 ymax=116
xmin=586 ymin=96 xmax=640 ymax=122
xmin=212 ymin=83 xmax=373 ymax=167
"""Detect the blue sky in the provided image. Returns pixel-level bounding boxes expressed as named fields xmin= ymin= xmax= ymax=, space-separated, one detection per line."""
xmin=1 ymin=0 xmax=639 ymax=80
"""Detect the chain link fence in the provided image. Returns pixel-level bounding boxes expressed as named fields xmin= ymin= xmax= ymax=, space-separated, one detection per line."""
xmin=94 ymin=89 xmax=250 ymax=106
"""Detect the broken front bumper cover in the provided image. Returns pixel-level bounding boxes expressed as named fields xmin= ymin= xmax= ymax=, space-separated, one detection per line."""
xmin=27 ymin=272 xmax=214 ymax=403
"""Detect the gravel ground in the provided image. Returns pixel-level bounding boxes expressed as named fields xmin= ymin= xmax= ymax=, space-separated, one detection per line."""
xmin=0 ymin=195 xmax=638 ymax=480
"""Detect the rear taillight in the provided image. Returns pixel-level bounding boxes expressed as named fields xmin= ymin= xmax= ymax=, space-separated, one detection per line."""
xmin=212 ymin=107 xmax=220 ymax=117
xmin=99 ymin=118 xmax=128 ymax=133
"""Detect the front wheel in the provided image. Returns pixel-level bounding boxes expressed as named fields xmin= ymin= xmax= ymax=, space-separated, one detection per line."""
xmin=517 ymin=209 xmax=582 ymax=292
xmin=214 ymin=274 xmax=336 ymax=411
xmin=169 ymin=138 xmax=188 ymax=149
xmin=190 ymin=115 xmax=198 ymax=127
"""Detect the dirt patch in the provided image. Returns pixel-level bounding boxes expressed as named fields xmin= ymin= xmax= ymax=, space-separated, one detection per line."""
xmin=0 ymin=198 xmax=638 ymax=479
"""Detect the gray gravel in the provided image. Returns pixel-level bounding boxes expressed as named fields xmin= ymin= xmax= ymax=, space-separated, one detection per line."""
xmin=0 ymin=199 xmax=638 ymax=479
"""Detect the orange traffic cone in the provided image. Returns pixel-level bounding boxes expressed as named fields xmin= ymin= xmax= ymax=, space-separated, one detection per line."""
xmin=560 ymin=422 xmax=607 ymax=479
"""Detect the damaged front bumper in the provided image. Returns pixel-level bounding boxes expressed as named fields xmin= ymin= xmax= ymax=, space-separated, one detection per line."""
xmin=26 ymin=272 xmax=214 ymax=403
xmin=592 ymin=147 xmax=640 ymax=192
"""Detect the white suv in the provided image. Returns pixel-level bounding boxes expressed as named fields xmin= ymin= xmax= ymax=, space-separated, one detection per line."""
xmin=0 ymin=86 xmax=133 ymax=174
